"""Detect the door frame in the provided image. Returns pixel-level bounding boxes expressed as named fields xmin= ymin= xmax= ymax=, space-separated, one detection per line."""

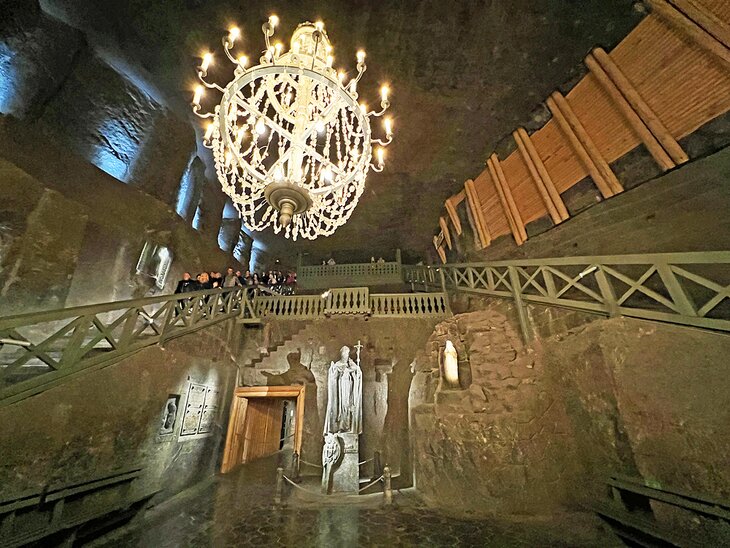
xmin=221 ymin=385 xmax=306 ymax=473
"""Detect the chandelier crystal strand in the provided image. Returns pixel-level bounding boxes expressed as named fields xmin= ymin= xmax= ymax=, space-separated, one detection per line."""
xmin=192 ymin=16 xmax=393 ymax=240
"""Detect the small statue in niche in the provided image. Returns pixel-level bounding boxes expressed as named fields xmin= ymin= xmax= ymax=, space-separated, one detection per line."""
xmin=442 ymin=340 xmax=460 ymax=389
xmin=160 ymin=396 xmax=179 ymax=435
xmin=321 ymin=433 xmax=342 ymax=494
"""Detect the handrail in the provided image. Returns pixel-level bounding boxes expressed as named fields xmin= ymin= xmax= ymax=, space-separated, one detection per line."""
xmin=297 ymin=261 xmax=403 ymax=290
xmin=0 ymin=287 xmax=258 ymax=406
xmin=254 ymin=290 xmax=451 ymax=319
xmin=403 ymin=251 xmax=730 ymax=336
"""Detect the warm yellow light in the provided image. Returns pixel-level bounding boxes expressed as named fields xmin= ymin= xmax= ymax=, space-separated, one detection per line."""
xmin=356 ymin=50 xmax=366 ymax=63
xmin=359 ymin=102 xmax=368 ymax=113
xmin=337 ymin=70 xmax=346 ymax=84
xmin=201 ymin=52 xmax=213 ymax=71
xmin=274 ymin=42 xmax=283 ymax=56
xmin=316 ymin=119 xmax=326 ymax=133
xmin=204 ymin=122 xmax=215 ymax=140
xmin=228 ymin=27 xmax=240 ymax=44
xmin=269 ymin=15 xmax=279 ymax=28
xmin=315 ymin=21 xmax=325 ymax=31
xmin=384 ymin=117 xmax=393 ymax=136
xmin=237 ymin=55 xmax=248 ymax=67
xmin=322 ymin=165 xmax=333 ymax=181
xmin=377 ymin=147 xmax=385 ymax=165
xmin=380 ymin=85 xmax=390 ymax=101
xmin=326 ymin=55 xmax=334 ymax=67
xmin=255 ymin=118 xmax=266 ymax=135
xmin=325 ymin=44 xmax=333 ymax=54
xmin=193 ymin=85 xmax=204 ymax=105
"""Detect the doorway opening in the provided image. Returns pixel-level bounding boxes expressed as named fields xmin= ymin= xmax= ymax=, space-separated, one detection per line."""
xmin=221 ymin=385 xmax=306 ymax=474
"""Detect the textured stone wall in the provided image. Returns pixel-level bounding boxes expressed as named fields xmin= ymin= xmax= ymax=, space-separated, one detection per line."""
xmin=410 ymin=301 xmax=730 ymax=518
xmin=0 ymin=321 xmax=239 ymax=504
xmin=0 ymin=151 xmax=241 ymax=313
xmin=237 ymin=317 xmax=440 ymax=483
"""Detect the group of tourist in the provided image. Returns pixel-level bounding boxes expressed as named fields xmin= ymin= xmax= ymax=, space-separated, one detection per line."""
xmin=174 ymin=267 xmax=297 ymax=296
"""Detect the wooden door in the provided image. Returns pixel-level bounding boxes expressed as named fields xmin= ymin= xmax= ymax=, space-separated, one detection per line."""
xmin=242 ymin=398 xmax=285 ymax=463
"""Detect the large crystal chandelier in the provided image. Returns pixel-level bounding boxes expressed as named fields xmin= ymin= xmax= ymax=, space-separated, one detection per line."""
xmin=192 ymin=16 xmax=394 ymax=240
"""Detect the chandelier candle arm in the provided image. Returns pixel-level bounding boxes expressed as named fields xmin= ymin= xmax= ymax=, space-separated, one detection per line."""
xmin=192 ymin=17 xmax=394 ymax=240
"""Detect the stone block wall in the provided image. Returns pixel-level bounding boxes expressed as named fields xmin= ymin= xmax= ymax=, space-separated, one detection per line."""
xmin=410 ymin=301 xmax=730 ymax=520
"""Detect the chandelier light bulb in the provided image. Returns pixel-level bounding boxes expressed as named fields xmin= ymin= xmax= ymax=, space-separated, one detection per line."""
xmin=193 ymin=85 xmax=204 ymax=106
xmin=380 ymin=85 xmax=389 ymax=102
xmin=201 ymin=52 xmax=213 ymax=72
xmin=192 ymin=17 xmax=394 ymax=240
xmin=204 ymin=122 xmax=215 ymax=140
xmin=255 ymin=117 xmax=266 ymax=135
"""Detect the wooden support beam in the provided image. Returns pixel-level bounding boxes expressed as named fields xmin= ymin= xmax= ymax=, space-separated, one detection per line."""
xmin=452 ymin=190 xmax=466 ymax=206
xmin=592 ymin=48 xmax=689 ymax=166
xmin=439 ymin=216 xmax=452 ymax=249
xmin=546 ymin=92 xmax=623 ymax=198
xmin=647 ymin=0 xmax=730 ymax=66
xmin=486 ymin=154 xmax=527 ymax=245
xmin=514 ymin=127 xmax=569 ymax=223
xmin=668 ymin=0 xmax=730 ymax=49
xmin=586 ymin=53 xmax=676 ymax=171
xmin=433 ymin=235 xmax=447 ymax=264
xmin=445 ymin=196 xmax=462 ymax=235
xmin=464 ymin=178 xmax=491 ymax=248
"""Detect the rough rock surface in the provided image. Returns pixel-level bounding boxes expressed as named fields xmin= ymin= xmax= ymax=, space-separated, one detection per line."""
xmin=411 ymin=308 xmax=576 ymax=515
xmin=411 ymin=301 xmax=730 ymax=528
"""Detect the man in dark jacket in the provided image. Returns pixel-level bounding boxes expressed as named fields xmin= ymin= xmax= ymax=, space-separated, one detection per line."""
xmin=175 ymin=272 xmax=199 ymax=294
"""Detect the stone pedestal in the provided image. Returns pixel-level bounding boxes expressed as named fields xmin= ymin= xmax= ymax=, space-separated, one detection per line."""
xmin=331 ymin=433 xmax=359 ymax=493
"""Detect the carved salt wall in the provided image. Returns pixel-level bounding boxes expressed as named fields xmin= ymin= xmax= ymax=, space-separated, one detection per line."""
xmin=410 ymin=300 xmax=730 ymax=516
xmin=236 ymin=317 xmax=440 ymax=483
xmin=0 ymin=322 xmax=239 ymax=503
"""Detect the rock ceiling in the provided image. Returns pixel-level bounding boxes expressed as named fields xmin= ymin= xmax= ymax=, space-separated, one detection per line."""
xmin=41 ymin=0 xmax=642 ymax=262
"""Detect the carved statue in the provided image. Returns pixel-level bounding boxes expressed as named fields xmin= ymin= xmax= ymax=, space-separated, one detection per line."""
xmin=443 ymin=340 xmax=460 ymax=389
xmin=321 ymin=433 xmax=341 ymax=494
xmin=323 ymin=344 xmax=363 ymax=435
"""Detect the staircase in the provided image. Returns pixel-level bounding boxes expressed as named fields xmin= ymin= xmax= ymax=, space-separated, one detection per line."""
xmin=239 ymin=322 xmax=319 ymax=387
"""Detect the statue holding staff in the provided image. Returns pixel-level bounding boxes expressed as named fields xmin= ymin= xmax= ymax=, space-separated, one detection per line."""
xmin=323 ymin=343 xmax=363 ymax=435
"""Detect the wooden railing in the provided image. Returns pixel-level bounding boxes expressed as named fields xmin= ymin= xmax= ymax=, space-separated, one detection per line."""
xmin=254 ymin=288 xmax=451 ymax=319
xmin=297 ymin=261 xmax=403 ymax=290
xmin=404 ymin=251 xmax=730 ymax=339
xmin=0 ymin=287 xmax=258 ymax=406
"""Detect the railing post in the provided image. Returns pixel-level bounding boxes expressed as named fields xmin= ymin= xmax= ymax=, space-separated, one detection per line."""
xmin=656 ymin=262 xmax=697 ymax=316
xmin=290 ymin=452 xmax=301 ymax=482
xmin=507 ymin=266 xmax=534 ymax=343
xmin=383 ymin=465 xmax=393 ymax=506
xmin=274 ymin=466 xmax=284 ymax=504
xmin=594 ymin=265 xmax=620 ymax=317
xmin=395 ymin=248 xmax=402 ymax=264
xmin=439 ymin=268 xmax=447 ymax=292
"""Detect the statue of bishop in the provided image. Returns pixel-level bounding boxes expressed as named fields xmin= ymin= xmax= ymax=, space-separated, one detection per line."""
xmin=324 ymin=345 xmax=363 ymax=435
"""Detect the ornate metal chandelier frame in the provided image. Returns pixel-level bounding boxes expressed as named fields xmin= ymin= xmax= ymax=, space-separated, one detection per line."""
xmin=192 ymin=17 xmax=393 ymax=240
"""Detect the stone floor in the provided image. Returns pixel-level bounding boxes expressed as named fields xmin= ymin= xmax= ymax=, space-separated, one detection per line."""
xmin=94 ymin=452 xmax=620 ymax=547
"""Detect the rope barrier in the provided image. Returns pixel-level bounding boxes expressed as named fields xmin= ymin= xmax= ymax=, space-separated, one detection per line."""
xmin=358 ymin=457 xmax=374 ymax=466
xmin=282 ymin=474 xmax=323 ymax=495
xmin=358 ymin=474 xmax=384 ymax=493
xmin=299 ymin=459 xmax=323 ymax=469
